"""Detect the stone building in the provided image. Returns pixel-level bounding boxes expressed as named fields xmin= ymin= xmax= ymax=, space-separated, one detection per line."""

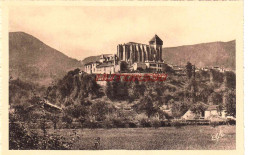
xmin=117 ymin=34 xmax=165 ymax=72
xmin=84 ymin=54 xmax=120 ymax=74
xmin=84 ymin=35 xmax=166 ymax=74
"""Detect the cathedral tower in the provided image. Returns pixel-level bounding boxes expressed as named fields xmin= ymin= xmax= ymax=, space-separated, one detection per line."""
xmin=149 ymin=34 xmax=163 ymax=62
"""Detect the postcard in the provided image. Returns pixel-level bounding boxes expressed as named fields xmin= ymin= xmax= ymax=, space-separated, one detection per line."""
xmin=0 ymin=0 xmax=243 ymax=155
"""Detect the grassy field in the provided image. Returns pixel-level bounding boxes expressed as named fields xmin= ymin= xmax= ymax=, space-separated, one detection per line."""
xmin=46 ymin=125 xmax=236 ymax=150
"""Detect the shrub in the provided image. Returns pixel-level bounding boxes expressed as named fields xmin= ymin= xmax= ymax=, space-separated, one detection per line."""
xmin=208 ymin=115 xmax=226 ymax=127
xmin=128 ymin=122 xmax=137 ymax=128
xmin=9 ymin=121 xmax=71 ymax=150
xmin=134 ymin=113 xmax=148 ymax=122
xmin=226 ymin=119 xmax=236 ymax=125
xmin=151 ymin=119 xmax=160 ymax=128
xmin=160 ymin=121 xmax=166 ymax=127
xmin=172 ymin=121 xmax=183 ymax=129
xmin=9 ymin=122 xmax=40 ymax=149
xmin=140 ymin=118 xmax=151 ymax=128
xmin=166 ymin=121 xmax=172 ymax=127
xmin=102 ymin=119 xmax=113 ymax=129
xmin=210 ymin=121 xmax=220 ymax=128
xmin=85 ymin=121 xmax=102 ymax=129
xmin=112 ymin=118 xmax=126 ymax=128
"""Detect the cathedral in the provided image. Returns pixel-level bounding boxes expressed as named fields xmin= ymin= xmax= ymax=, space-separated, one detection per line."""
xmin=117 ymin=34 xmax=163 ymax=63
xmin=84 ymin=35 xmax=165 ymax=74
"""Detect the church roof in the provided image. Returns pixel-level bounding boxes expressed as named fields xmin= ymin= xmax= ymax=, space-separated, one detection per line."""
xmin=149 ymin=34 xmax=163 ymax=45
xmin=125 ymin=42 xmax=148 ymax=46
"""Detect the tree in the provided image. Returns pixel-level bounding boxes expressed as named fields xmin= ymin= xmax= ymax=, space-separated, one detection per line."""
xmin=136 ymin=90 xmax=159 ymax=118
xmin=90 ymin=101 xmax=111 ymax=121
xmin=111 ymin=78 xmax=119 ymax=99
xmin=45 ymin=69 xmax=103 ymax=108
xmin=62 ymin=115 xmax=73 ymax=128
xmin=169 ymin=99 xmax=188 ymax=118
xmin=224 ymin=71 xmax=236 ymax=89
xmin=78 ymin=116 xmax=87 ymax=129
xmin=197 ymin=86 xmax=214 ymax=103
xmin=10 ymin=113 xmax=72 ymax=150
xmin=225 ymin=90 xmax=236 ymax=117
xmin=186 ymin=62 xmax=193 ymax=79
xmin=133 ymin=80 xmax=146 ymax=98
xmin=9 ymin=114 xmax=41 ymax=149
xmin=190 ymin=102 xmax=207 ymax=116
xmin=120 ymin=61 xmax=128 ymax=72
xmin=142 ymin=97 xmax=157 ymax=118
xmin=49 ymin=114 xmax=59 ymax=130
xmin=198 ymin=70 xmax=210 ymax=80
xmin=211 ymin=69 xmax=224 ymax=83
xmin=106 ymin=81 xmax=113 ymax=99
xmin=118 ymin=81 xmax=129 ymax=100
xmin=211 ymin=92 xmax=223 ymax=105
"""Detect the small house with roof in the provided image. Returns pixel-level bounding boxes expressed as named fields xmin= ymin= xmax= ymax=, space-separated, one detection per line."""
xmin=205 ymin=105 xmax=227 ymax=119
xmin=204 ymin=105 xmax=218 ymax=119
xmin=181 ymin=104 xmax=227 ymax=120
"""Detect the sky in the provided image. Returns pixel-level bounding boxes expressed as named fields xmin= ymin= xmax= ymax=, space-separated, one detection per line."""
xmin=9 ymin=4 xmax=242 ymax=60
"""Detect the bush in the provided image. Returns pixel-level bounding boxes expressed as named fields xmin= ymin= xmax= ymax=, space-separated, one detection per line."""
xmin=160 ymin=121 xmax=166 ymax=127
xmin=208 ymin=115 xmax=226 ymax=127
xmin=226 ymin=119 xmax=236 ymax=125
xmin=128 ymin=122 xmax=137 ymax=128
xmin=9 ymin=121 xmax=71 ymax=150
xmin=140 ymin=119 xmax=151 ymax=128
xmin=9 ymin=122 xmax=40 ymax=149
xmin=102 ymin=119 xmax=113 ymax=129
xmin=85 ymin=121 xmax=102 ymax=129
xmin=166 ymin=121 xmax=172 ymax=127
xmin=172 ymin=121 xmax=183 ymax=128
xmin=210 ymin=121 xmax=220 ymax=128
xmin=112 ymin=119 xmax=126 ymax=128
xmin=151 ymin=119 xmax=160 ymax=128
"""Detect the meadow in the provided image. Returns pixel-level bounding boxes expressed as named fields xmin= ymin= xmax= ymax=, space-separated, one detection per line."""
xmin=45 ymin=125 xmax=236 ymax=150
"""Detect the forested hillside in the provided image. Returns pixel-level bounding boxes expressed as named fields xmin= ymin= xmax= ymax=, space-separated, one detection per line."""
xmin=9 ymin=32 xmax=82 ymax=86
xmin=163 ymin=40 xmax=236 ymax=70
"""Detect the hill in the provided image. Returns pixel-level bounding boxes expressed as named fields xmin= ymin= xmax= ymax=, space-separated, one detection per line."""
xmin=81 ymin=41 xmax=236 ymax=71
xmin=162 ymin=40 xmax=236 ymax=70
xmin=9 ymin=31 xmax=236 ymax=86
xmin=9 ymin=32 xmax=82 ymax=86
xmin=81 ymin=54 xmax=112 ymax=65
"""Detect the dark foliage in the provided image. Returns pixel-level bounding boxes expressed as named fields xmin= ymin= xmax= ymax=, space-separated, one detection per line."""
xmin=225 ymin=71 xmax=236 ymax=89
xmin=46 ymin=69 xmax=102 ymax=106
xmin=9 ymin=114 xmax=71 ymax=150
xmin=186 ymin=62 xmax=193 ymax=79
xmin=172 ymin=121 xmax=184 ymax=129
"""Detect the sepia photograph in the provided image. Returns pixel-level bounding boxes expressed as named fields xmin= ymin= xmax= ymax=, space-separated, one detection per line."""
xmin=2 ymin=1 xmax=243 ymax=152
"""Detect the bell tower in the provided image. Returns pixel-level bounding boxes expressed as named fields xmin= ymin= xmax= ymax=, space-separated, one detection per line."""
xmin=149 ymin=34 xmax=163 ymax=62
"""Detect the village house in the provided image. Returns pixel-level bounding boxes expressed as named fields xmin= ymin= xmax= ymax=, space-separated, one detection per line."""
xmin=181 ymin=110 xmax=203 ymax=120
xmin=181 ymin=105 xmax=227 ymax=120
xmin=205 ymin=105 xmax=227 ymax=119
xmin=84 ymin=54 xmax=121 ymax=74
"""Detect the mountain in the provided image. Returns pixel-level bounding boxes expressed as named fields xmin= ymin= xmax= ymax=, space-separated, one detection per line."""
xmin=162 ymin=40 xmax=236 ymax=70
xmin=9 ymin=31 xmax=236 ymax=86
xmin=9 ymin=32 xmax=82 ymax=86
xmin=81 ymin=41 xmax=236 ymax=71
xmin=82 ymin=56 xmax=100 ymax=64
